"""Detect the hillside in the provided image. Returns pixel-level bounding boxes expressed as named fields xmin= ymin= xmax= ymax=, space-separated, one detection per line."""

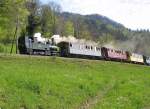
xmin=60 ymin=12 xmax=127 ymax=40
xmin=60 ymin=12 xmax=150 ymax=56
xmin=61 ymin=12 xmax=125 ymax=31
xmin=0 ymin=55 xmax=150 ymax=109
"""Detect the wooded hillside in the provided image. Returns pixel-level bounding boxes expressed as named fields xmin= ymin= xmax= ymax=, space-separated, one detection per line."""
xmin=0 ymin=0 xmax=150 ymax=55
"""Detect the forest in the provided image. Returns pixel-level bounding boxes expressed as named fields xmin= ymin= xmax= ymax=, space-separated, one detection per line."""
xmin=0 ymin=0 xmax=150 ymax=55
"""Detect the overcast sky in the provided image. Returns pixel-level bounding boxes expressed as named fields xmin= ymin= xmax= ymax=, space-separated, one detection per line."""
xmin=41 ymin=0 xmax=150 ymax=30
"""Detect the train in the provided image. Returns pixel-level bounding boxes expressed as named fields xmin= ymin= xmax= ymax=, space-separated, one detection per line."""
xmin=18 ymin=34 xmax=150 ymax=66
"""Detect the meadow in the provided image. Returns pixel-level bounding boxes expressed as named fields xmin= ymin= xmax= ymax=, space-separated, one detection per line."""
xmin=0 ymin=54 xmax=150 ymax=109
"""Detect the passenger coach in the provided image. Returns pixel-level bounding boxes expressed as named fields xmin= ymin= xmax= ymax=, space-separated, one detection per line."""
xmin=58 ymin=41 xmax=102 ymax=59
xmin=101 ymin=47 xmax=128 ymax=61
xmin=129 ymin=53 xmax=144 ymax=64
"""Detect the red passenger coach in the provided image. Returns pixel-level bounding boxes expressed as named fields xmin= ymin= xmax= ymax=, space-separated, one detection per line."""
xmin=101 ymin=47 xmax=128 ymax=61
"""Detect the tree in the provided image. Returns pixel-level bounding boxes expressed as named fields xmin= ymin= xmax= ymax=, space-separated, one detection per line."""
xmin=0 ymin=0 xmax=29 ymax=42
xmin=26 ymin=1 xmax=61 ymax=37
xmin=41 ymin=4 xmax=54 ymax=37
xmin=26 ymin=0 xmax=41 ymax=36
xmin=98 ymin=33 xmax=114 ymax=45
xmin=64 ymin=21 xmax=74 ymax=36
xmin=0 ymin=0 xmax=29 ymax=54
xmin=48 ymin=1 xmax=61 ymax=35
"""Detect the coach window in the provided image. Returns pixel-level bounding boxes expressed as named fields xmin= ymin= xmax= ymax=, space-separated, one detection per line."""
xmin=70 ymin=43 xmax=72 ymax=47
xmin=86 ymin=46 xmax=90 ymax=49
xmin=91 ymin=46 xmax=93 ymax=50
xmin=96 ymin=47 xmax=100 ymax=51
xmin=86 ymin=45 xmax=88 ymax=49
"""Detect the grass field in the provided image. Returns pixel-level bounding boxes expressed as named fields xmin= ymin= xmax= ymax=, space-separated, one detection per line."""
xmin=0 ymin=54 xmax=150 ymax=109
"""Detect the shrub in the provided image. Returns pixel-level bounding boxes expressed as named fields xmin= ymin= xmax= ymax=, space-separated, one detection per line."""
xmin=0 ymin=43 xmax=5 ymax=53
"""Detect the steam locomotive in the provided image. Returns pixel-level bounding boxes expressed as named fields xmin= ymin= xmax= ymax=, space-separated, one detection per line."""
xmin=18 ymin=33 xmax=59 ymax=56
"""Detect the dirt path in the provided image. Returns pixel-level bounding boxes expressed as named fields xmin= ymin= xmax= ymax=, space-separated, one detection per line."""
xmin=77 ymin=83 xmax=115 ymax=109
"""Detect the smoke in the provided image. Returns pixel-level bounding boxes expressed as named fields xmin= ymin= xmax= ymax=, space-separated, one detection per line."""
xmin=114 ymin=35 xmax=150 ymax=56
xmin=99 ymin=33 xmax=150 ymax=56
xmin=102 ymin=41 xmax=116 ymax=49
xmin=51 ymin=35 xmax=98 ymax=45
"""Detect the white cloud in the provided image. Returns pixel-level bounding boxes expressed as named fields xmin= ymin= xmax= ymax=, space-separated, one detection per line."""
xmin=120 ymin=0 xmax=150 ymax=5
xmin=42 ymin=0 xmax=150 ymax=30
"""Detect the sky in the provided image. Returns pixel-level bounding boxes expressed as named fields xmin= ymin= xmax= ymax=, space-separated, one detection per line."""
xmin=41 ymin=0 xmax=150 ymax=30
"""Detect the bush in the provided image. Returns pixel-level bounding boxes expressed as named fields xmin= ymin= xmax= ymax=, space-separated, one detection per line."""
xmin=0 ymin=43 xmax=5 ymax=53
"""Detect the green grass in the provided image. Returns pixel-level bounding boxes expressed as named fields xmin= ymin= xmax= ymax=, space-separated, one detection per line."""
xmin=0 ymin=55 xmax=150 ymax=109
